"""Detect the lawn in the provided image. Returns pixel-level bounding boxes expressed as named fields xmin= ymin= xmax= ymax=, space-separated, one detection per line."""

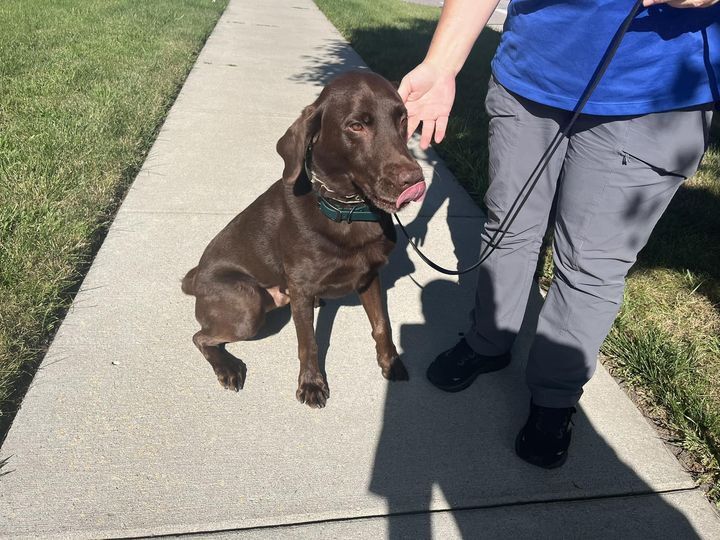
xmin=0 ymin=0 xmax=228 ymax=443
xmin=313 ymin=0 xmax=720 ymax=504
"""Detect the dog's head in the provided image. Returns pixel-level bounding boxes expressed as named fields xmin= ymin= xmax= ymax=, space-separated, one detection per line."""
xmin=276 ymin=71 xmax=425 ymax=213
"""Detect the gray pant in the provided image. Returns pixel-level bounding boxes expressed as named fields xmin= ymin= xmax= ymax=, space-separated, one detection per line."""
xmin=465 ymin=77 xmax=713 ymax=408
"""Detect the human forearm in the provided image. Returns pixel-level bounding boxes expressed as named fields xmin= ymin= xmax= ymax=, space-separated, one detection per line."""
xmin=643 ymin=0 xmax=718 ymax=6
xmin=399 ymin=0 xmax=501 ymax=148
xmin=424 ymin=0 xmax=502 ymax=76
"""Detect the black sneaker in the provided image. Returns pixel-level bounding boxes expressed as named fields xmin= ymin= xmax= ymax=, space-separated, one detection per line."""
xmin=515 ymin=401 xmax=577 ymax=469
xmin=426 ymin=338 xmax=511 ymax=392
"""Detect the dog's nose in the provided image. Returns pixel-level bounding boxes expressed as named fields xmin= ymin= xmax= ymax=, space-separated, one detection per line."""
xmin=398 ymin=166 xmax=424 ymax=188
xmin=395 ymin=166 xmax=426 ymax=208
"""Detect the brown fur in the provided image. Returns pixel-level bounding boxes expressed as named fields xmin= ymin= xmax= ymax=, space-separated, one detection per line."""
xmin=182 ymin=71 xmax=423 ymax=407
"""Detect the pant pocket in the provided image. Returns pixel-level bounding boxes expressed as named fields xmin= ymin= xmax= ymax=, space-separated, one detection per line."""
xmin=622 ymin=107 xmax=712 ymax=178
xmin=485 ymin=75 xmax=521 ymax=119
xmin=485 ymin=77 xmax=523 ymax=210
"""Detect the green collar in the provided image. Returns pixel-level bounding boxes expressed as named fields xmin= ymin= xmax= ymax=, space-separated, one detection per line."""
xmin=317 ymin=196 xmax=382 ymax=223
xmin=305 ymin=144 xmax=382 ymax=223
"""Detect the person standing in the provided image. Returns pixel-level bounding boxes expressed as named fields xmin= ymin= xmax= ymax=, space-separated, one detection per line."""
xmin=399 ymin=0 xmax=719 ymax=468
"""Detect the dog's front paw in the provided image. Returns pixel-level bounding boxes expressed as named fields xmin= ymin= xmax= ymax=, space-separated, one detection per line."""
xmin=213 ymin=357 xmax=247 ymax=392
xmin=296 ymin=371 xmax=330 ymax=408
xmin=381 ymin=356 xmax=409 ymax=381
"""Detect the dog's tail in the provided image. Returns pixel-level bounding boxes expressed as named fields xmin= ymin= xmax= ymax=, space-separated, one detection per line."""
xmin=181 ymin=267 xmax=198 ymax=295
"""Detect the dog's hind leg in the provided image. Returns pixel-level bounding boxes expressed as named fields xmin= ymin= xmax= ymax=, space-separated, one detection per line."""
xmin=191 ymin=275 xmax=267 ymax=391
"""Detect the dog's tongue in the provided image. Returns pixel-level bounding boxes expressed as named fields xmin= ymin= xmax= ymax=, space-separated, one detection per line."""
xmin=396 ymin=181 xmax=427 ymax=208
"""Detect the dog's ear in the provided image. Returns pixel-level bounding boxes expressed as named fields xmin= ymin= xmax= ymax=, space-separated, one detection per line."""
xmin=276 ymin=101 xmax=324 ymax=183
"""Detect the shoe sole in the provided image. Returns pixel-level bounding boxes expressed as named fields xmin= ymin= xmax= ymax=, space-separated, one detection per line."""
xmin=427 ymin=354 xmax=511 ymax=393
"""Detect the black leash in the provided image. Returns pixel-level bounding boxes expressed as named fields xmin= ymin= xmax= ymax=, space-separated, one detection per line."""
xmin=394 ymin=0 xmax=645 ymax=276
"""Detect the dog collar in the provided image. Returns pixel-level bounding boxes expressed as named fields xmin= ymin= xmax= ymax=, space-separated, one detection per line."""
xmin=305 ymin=144 xmax=382 ymax=223
xmin=317 ymin=196 xmax=381 ymax=223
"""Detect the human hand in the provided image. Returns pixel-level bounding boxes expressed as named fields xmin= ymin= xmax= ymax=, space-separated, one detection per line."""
xmin=398 ymin=62 xmax=456 ymax=149
xmin=643 ymin=0 xmax=718 ymax=7
xmin=410 ymin=224 xmax=428 ymax=247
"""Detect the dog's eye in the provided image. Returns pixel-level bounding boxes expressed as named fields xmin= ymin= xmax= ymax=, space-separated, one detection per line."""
xmin=349 ymin=121 xmax=364 ymax=132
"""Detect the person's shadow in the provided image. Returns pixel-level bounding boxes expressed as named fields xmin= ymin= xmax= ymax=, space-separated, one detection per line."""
xmin=366 ymin=271 xmax=701 ymax=538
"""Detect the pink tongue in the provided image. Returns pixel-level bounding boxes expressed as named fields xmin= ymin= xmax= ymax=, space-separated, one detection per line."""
xmin=396 ymin=181 xmax=427 ymax=208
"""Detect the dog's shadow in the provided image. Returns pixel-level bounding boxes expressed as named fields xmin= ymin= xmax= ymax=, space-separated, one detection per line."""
xmin=249 ymin=305 xmax=292 ymax=341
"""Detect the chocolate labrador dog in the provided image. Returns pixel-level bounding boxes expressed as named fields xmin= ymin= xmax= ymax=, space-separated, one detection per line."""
xmin=182 ymin=71 xmax=426 ymax=408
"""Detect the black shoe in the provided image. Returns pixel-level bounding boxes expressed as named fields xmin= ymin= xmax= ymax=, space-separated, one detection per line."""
xmin=426 ymin=338 xmax=511 ymax=392
xmin=515 ymin=401 xmax=577 ymax=469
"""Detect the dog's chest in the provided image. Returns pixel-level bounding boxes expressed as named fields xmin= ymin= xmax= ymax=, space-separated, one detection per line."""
xmin=312 ymin=236 xmax=391 ymax=297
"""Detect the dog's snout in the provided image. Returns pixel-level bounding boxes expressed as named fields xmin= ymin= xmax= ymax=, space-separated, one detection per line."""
xmin=394 ymin=164 xmax=427 ymax=209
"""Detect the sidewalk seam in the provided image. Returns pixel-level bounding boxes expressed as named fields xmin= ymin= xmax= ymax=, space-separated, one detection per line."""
xmin=112 ymin=486 xmax=704 ymax=539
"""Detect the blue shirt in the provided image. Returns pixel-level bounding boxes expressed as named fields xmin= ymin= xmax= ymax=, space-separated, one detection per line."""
xmin=492 ymin=1 xmax=720 ymax=115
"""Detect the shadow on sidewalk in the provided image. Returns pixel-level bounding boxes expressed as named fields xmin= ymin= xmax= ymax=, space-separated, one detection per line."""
xmin=363 ymin=221 xmax=701 ymax=538
xmin=297 ymin=209 xmax=702 ymax=537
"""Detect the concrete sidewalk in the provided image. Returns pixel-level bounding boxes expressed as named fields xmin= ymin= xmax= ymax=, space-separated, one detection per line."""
xmin=405 ymin=0 xmax=508 ymax=30
xmin=1 ymin=0 xmax=719 ymax=538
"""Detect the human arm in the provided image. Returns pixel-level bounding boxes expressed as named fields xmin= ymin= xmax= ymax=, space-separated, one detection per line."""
xmin=398 ymin=0 xmax=501 ymax=149
xmin=643 ymin=0 xmax=718 ymax=7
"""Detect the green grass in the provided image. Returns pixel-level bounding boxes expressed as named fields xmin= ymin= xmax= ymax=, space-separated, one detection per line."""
xmin=0 ymin=0 xmax=228 ymax=443
xmin=314 ymin=0 xmax=720 ymax=505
